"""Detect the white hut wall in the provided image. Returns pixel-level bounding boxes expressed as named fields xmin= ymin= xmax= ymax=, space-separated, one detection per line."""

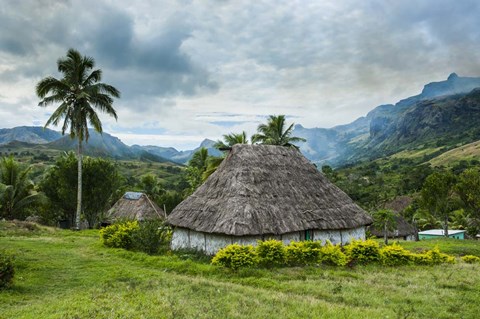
xmin=339 ymin=226 xmax=366 ymax=245
xmin=171 ymin=228 xmax=190 ymax=249
xmin=171 ymin=226 xmax=367 ymax=255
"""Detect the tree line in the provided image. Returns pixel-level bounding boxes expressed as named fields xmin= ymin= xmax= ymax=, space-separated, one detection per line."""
xmin=324 ymin=161 xmax=480 ymax=239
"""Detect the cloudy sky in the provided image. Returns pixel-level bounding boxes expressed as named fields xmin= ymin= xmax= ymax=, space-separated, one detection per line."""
xmin=1 ymin=0 xmax=480 ymax=149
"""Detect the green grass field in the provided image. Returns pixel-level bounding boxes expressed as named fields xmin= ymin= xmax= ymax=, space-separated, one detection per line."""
xmin=1 ymin=223 xmax=480 ymax=319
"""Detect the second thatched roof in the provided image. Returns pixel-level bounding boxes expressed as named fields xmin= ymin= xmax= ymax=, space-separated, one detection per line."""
xmin=369 ymin=196 xmax=416 ymax=238
xmin=167 ymin=144 xmax=372 ymax=236
xmin=105 ymin=192 xmax=165 ymax=223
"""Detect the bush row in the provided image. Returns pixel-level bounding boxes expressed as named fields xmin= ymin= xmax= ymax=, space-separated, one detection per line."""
xmin=100 ymin=220 xmax=172 ymax=255
xmin=0 ymin=250 xmax=14 ymax=289
xmin=212 ymin=239 xmax=460 ymax=270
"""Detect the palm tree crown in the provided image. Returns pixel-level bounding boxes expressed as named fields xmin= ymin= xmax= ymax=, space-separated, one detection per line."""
xmin=252 ymin=115 xmax=306 ymax=147
xmin=36 ymin=48 xmax=120 ymax=140
xmin=214 ymin=131 xmax=249 ymax=150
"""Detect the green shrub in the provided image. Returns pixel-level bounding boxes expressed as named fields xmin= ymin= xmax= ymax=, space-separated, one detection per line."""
xmin=132 ymin=220 xmax=172 ymax=255
xmin=320 ymin=241 xmax=348 ymax=266
xmin=380 ymin=243 xmax=413 ymax=266
xmin=285 ymin=241 xmax=322 ymax=266
xmin=412 ymin=247 xmax=456 ymax=265
xmin=100 ymin=221 xmax=139 ymax=249
xmin=461 ymin=255 xmax=480 ymax=264
xmin=211 ymin=244 xmax=257 ymax=270
xmin=344 ymin=239 xmax=380 ymax=264
xmin=0 ymin=250 xmax=14 ymax=289
xmin=256 ymin=239 xmax=286 ymax=266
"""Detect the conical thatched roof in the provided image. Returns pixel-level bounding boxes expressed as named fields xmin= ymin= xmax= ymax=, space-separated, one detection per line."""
xmin=369 ymin=214 xmax=416 ymax=238
xmin=167 ymin=144 xmax=372 ymax=236
xmin=369 ymin=196 xmax=416 ymax=237
xmin=105 ymin=192 xmax=165 ymax=223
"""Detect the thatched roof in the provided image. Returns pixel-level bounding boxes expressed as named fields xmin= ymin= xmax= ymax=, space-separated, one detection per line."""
xmin=369 ymin=196 xmax=415 ymax=238
xmin=369 ymin=214 xmax=416 ymax=238
xmin=167 ymin=144 xmax=372 ymax=236
xmin=105 ymin=192 xmax=165 ymax=223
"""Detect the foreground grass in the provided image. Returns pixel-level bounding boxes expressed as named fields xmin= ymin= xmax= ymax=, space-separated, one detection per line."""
xmin=1 ymin=225 xmax=479 ymax=318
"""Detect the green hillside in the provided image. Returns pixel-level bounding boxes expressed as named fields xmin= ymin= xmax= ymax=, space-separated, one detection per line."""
xmin=429 ymin=140 xmax=480 ymax=167
xmin=0 ymin=141 xmax=184 ymax=187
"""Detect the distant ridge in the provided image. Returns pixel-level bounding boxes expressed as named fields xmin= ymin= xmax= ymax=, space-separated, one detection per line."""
xmin=0 ymin=126 xmax=61 ymax=145
xmin=294 ymin=73 xmax=480 ymax=166
xmin=0 ymin=126 xmax=221 ymax=164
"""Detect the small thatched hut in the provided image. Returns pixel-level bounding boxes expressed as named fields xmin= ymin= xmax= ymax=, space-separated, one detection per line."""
xmin=167 ymin=144 xmax=373 ymax=255
xmin=105 ymin=192 xmax=165 ymax=224
xmin=369 ymin=196 xmax=416 ymax=240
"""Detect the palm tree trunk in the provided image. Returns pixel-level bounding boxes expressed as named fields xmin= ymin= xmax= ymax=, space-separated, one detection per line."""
xmin=384 ymin=223 xmax=388 ymax=245
xmin=444 ymin=215 xmax=449 ymax=238
xmin=75 ymin=138 xmax=82 ymax=230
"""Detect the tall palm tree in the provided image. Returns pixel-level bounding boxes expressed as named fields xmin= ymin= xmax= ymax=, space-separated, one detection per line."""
xmin=252 ymin=115 xmax=306 ymax=147
xmin=0 ymin=157 xmax=43 ymax=220
xmin=36 ymin=48 xmax=120 ymax=230
xmin=214 ymin=131 xmax=249 ymax=149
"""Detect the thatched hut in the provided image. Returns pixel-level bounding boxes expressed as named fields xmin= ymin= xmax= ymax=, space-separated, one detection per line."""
xmin=369 ymin=196 xmax=416 ymax=240
xmin=167 ymin=144 xmax=373 ymax=255
xmin=105 ymin=192 xmax=165 ymax=224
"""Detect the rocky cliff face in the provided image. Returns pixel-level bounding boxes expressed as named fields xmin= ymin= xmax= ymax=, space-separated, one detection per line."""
xmin=294 ymin=73 xmax=480 ymax=166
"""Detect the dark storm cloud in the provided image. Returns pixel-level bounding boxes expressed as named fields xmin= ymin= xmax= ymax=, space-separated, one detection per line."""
xmin=0 ymin=0 xmax=218 ymax=102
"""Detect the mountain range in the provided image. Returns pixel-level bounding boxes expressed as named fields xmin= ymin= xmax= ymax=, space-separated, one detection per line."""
xmin=293 ymin=73 xmax=480 ymax=166
xmin=0 ymin=126 xmax=220 ymax=165
xmin=1 ymin=73 xmax=480 ymax=166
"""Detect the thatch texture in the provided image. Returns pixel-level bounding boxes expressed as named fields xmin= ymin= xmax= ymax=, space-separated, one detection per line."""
xmin=167 ymin=144 xmax=372 ymax=236
xmin=105 ymin=192 xmax=165 ymax=223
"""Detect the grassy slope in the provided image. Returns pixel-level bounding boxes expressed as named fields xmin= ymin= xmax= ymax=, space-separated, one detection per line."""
xmin=429 ymin=140 xmax=480 ymax=167
xmin=1 ymin=225 xmax=480 ymax=319
xmin=389 ymin=147 xmax=444 ymax=160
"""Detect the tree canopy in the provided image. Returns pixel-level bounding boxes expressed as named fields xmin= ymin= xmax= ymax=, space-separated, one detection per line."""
xmin=0 ymin=157 xmax=43 ymax=220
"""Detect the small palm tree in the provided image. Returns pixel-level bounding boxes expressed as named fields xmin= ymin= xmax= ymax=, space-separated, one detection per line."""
xmin=252 ymin=115 xmax=306 ymax=147
xmin=214 ymin=131 xmax=249 ymax=149
xmin=207 ymin=131 xmax=250 ymax=180
xmin=188 ymin=147 xmax=210 ymax=171
xmin=0 ymin=157 xmax=43 ymax=220
xmin=36 ymin=48 xmax=120 ymax=229
xmin=372 ymin=209 xmax=397 ymax=245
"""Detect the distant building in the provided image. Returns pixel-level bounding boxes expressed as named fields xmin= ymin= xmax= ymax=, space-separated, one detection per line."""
xmin=368 ymin=196 xmax=416 ymax=241
xmin=104 ymin=192 xmax=165 ymax=225
xmin=418 ymin=229 xmax=466 ymax=240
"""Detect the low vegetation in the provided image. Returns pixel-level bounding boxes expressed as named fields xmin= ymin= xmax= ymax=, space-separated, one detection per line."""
xmin=0 ymin=250 xmax=14 ymax=289
xmin=212 ymin=239 xmax=459 ymax=271
xmin=100 ymin=220 xmax=171 ymax=254
xmin=1 ymin=222 xmax=479 ymax=318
